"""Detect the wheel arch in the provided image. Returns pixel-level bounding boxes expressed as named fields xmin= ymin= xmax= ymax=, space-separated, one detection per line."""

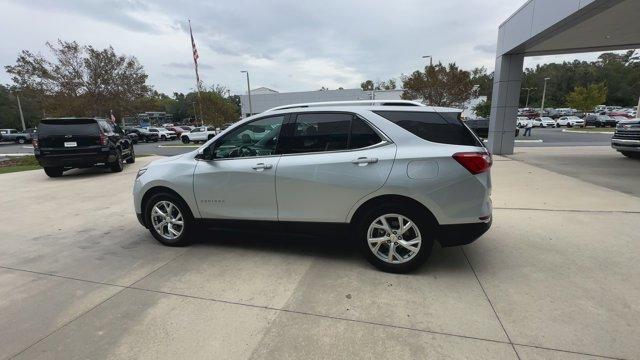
xmin=349 ymin=194 xmax=439 ymax=227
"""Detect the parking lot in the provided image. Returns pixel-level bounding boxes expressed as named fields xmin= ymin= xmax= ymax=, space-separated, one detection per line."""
xmin=1 ymin=147 xmax=639 ymax=359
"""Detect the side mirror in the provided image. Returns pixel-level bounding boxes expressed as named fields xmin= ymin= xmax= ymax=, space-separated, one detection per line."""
xmin=196 ymin=145 xmax=213 ymax=160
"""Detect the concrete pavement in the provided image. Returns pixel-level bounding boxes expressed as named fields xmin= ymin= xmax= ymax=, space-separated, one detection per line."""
xmin=0 ymin=154 xmax=639 ymax=359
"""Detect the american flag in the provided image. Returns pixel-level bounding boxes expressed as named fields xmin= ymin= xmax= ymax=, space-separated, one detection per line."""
xmin=189 ymin=20 xmax=201 ymax=87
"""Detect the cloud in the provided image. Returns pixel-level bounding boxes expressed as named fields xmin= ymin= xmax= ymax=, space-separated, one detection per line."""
xmin=474 ymin=43 xmax=497 ymax=54
xmin=164 ymin=62 xmax=214 ymax=70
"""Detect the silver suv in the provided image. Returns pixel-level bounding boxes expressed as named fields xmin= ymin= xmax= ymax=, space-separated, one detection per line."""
xmin=133 ymin=101 xmax=492 ymax=272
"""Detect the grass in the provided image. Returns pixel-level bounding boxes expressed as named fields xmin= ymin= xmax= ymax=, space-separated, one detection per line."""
xmin=0 ymin=153 xmax=153 ymax=175
xmin=0 ymin=155 xmax=41 ymax=174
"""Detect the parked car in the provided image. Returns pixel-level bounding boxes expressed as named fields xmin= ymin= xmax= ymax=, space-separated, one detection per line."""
xmin=612 ymin=115 xmax=630 ymax=124
xmin=133 ymin=101 xmax=492 ymax=273
xmin=0 ymin=128 xmax=32 ymax=144
xmin=147 ymin=127 xmax=177 ymax=141
xmin=536 ymin=117 xmax=557 ymax=128
xmin=126 ymin=131 xmax=139 ymax=144
xmin=516 ymin=116 xmax=529 ymax=128
xmin=611 ymin=119 xmax=640 ymax=159
xmin=165 ymin=126 xmax=187 ymax=138
xmin=34 ymin=118 xmax=135 ymax=177
xmin=585 ymin=114 xmax=616 ymax=127
xmin=556 ymin=116 xmax=585 ymax=127
xmin=180 ymin=126 xmax=217 ymax=144
xmin=465 ymin=118 xmax=519 ymax=138
xmin=125 ymin=127 xmax=159 ymax=143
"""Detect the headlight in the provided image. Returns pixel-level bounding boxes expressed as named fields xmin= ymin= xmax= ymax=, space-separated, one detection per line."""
xmin=136 ymin=168 xmax=147 ymax=179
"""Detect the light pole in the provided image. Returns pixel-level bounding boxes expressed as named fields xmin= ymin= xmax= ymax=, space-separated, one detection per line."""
xmin=540 ymin=77 xmax=551 ymax=116
xmin=422 ymin=55 xmax=433 ymax=67
xmin=15 ymin=94 xmax=26 ymax=131
xmin=192 ymin=102 xmax=198 ymax=124
xmin=523 ymin=87 xmax=536 ymax=108
xmin=241 ymin=70 xmax=252 ymax=116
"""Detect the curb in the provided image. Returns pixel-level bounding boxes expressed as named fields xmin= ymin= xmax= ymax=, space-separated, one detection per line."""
xmin=562 ymin=129 xmax=614 ymax=135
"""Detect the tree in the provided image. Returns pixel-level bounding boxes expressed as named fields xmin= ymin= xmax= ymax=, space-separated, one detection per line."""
xmin=5 ymin=40 xmax=151 ymax=118
xmin=360 ymin=79 xmax=397 ymax=91
xmin=401 ymin=63 xmax=474 ymax=107
xmin=470 ymin=67 xmax=494 ymax=100
xmin=360 ymin=80 xmax=374 ymax=91
xmin=473 ymin=99 xmax=491 ymax=118
xmin=566 ymin=83 xmax=607 ymax=112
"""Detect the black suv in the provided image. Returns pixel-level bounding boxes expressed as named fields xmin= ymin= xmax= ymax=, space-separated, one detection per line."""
xmin=34 ymin=118 xmax=135 ymax=177
xmin=585 ymin=114 xmax=616 ymax=127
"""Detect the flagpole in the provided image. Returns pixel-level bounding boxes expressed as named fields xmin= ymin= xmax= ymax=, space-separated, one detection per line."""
xmin=189 ymin=19 xmax=204 ymax=126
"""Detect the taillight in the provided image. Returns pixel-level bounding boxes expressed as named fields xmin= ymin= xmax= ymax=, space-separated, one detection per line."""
xmin=32 ymin=138 xmax=39 ymax=149
xmin=99 ymin=132 xmax=108 ymax=146
xmin=452 ymin=152 xmax=492 ymax=175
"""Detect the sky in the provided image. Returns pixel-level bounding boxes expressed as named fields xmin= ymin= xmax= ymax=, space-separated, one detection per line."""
xmin=0 ymin=0 xmax=618 ymax=96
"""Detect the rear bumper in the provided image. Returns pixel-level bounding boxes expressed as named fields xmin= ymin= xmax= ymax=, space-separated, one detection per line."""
xmin=437 ymin=219 xmax=492 ymax=247
xmin=35 ymin=148 xmax=114 ymax=167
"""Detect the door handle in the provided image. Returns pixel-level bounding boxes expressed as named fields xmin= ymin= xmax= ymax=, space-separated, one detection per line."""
xmin=252 ymin=163 xmax=273 ymax=171
xmin=352 ymin=157 xmax=379 ymax=166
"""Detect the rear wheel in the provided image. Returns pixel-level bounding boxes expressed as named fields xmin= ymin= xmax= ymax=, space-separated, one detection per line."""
xmin=145 ymin=193 xmax=193 ymax=246
xmin=126 ymin=146 xmax=136 ymax=164
xmin=110 ymin=150 xmax=124 ymax=172
xmin=356 ymin=204 xmax=434 ymax=273
xmin=43 ymin=167 xmax=64 ymax=178
xmin=17 ymin=138 xmax=26 ymax=144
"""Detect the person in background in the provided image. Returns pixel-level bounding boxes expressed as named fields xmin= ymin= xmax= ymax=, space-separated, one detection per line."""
xmin=524 ymin=118 xmax=533 ymax=136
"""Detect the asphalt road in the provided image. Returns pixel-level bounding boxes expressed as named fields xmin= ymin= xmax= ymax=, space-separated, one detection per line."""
xmin=0 ymin=128 xmax=615 ymax=157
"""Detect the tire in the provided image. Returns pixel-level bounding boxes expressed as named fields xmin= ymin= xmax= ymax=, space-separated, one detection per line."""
xmin=126 ymin=146 xmax=136 ymax=164
xmin=110 ymin=150 xmax=124 ymax=172
xmin=17 ymin=138 xmax=26 ymax=144
xmin=182 ymin=136 xmax=190 ymax=144
xmin=161 ymin=135 xmax=166 ymax=141
xmin=621 ymin=152 xmax=640 ymax=159
xmin=43 ymin=167 xmax=64 ymax=178
xmin=144 ymin=193 xmax=193 ymax=246
xmin=153 ymin=139 xmax=159 ymax=143
xmin=356 ymin=204 xmax=434 ymax=273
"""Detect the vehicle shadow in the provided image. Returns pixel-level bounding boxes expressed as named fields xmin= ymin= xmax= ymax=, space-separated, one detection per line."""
xmin=190 ymin=226 xmax=469 ymax=273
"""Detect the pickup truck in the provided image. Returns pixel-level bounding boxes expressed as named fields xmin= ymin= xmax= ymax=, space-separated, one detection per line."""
xmin=611 ymin=119 xmax=640 ymax=159
xmin=0 ymin=128 xmax=33 ymax=144
xmin=180 ymin=126 xmax=217 ymax=144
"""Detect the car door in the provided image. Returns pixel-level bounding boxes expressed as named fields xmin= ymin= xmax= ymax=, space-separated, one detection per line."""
xmin=275 ymin=112 xmax=396 ymax=223
xmin=193 ymin=115 xmax=286 ymax=220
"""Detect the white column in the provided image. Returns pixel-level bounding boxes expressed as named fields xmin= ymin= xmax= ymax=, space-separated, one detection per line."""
xmin=487 ymin=53 xmax=524 ymax=155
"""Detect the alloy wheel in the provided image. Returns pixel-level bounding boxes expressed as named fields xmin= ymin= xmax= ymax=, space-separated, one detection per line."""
xmin=150 ymin=200 xmax=184 ymax=240
xmin=367 ymin=213 xmax=421 ymax=264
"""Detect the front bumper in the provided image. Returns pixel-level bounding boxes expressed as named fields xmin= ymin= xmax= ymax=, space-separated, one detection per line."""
xmin=436 ymin=219 xmax=492 ymax=247
xmin=612 ymin=139 xmax=640 ymax=152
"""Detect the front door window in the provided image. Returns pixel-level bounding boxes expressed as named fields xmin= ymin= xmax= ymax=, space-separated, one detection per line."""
xmin=213 ymin=116 xmax=284 ymax=159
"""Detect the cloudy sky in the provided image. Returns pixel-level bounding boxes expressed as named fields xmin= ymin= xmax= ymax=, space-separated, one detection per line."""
xmin=0 ymin=0 xmax=612 ymax=95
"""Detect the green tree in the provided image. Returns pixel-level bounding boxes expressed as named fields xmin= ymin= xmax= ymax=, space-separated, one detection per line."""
xmin=360 ymin=80 xmax=374 ymax=91
xmin=401 ymin=62 xmax=474 ymax=107
xmin=472 ymin=99 xmax=491 ymax=118
xmin=566 ymin=83 xmax=607 ymax=112
xmin=5 ymin=40 xmax=151 ymax=119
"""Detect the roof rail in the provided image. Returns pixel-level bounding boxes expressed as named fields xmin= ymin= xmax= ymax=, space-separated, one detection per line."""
xmin=264 ymin=100 xmax=425 ymax=112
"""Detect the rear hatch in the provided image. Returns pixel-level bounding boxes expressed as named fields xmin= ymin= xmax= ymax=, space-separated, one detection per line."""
xmin=38 ymin=119 xmax=102 ymax=151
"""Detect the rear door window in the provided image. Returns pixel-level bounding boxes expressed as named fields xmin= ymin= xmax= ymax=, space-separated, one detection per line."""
xmin=280 ymin=113 xmax=383 ymax=154
xmin=373 ymin=111 xmax=481 ymax=146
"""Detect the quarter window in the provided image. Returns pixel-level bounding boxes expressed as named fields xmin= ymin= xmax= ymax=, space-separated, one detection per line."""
xmin=212 ymin=115 xmax=284 ymax=159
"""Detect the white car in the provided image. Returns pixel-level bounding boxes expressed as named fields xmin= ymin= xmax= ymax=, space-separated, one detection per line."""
xmin=147 ymin=127 xmax=177 ymax=141
xmin=516 ymin=117 xmax=529 ymax=128
xmin=537 ymin=117 xmax=557 ymax=128
xmin=556 ymin=116 xmax=585 ymax=127
xmin=133 ymin=100 xmax=492 ymax=273
xmin=181 ymin=126 xmax=217 ymax=144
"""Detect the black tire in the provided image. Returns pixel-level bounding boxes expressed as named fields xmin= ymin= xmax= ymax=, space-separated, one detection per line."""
xmin=110 ymin=150 xmax=124 ymax=172
xmin=153 ymin=138 xmax=158 ymax=143
xmin=144 ymin=192 xmax=193 ymax=246
xmin=161 ymin=135 xmax=166 ymax=141
xmin=356 ymin=203 xmax=434 ymax=273
xmin=43 ymin=167 xmax=64 ymax=178
xmin=126 ymin=146 xmax=136 ymax=164
xmin=621 ymin=151 xmax=640 ymax=159
xmin=182 ymin=136 xmax=190 ymax=144
xmin=17 ymin=138 xmax=26 ymax=144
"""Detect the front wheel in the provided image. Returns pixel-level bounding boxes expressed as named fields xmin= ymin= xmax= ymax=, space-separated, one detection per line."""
xmin=357 ymin=205 xmax=434 ymax=273
xmin=145 ymin=193 xmax=193 ymax=246
xmin=17 ymin=138 xmax=26 ymax=144
xmin=621 ymin=151 xmax=640 ymax=159
xmin=181 ymin=136 xmax=190 ymax=144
